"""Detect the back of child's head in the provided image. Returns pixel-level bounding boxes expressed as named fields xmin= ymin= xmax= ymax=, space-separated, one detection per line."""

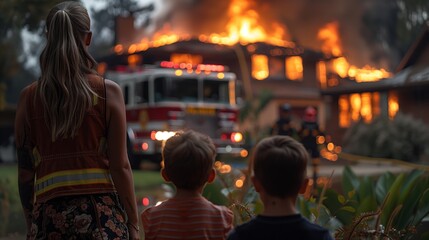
xmin=252 ymin=136 xmax=309 ymax=198
xmin=162 ymin=130 xmax=216 ymax=190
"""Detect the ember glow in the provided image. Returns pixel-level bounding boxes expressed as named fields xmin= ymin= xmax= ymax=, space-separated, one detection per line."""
xmin=114 ymin=0 xmax=294 ymax=55
xmin=318 ymin=22 xmax=391 ymax=82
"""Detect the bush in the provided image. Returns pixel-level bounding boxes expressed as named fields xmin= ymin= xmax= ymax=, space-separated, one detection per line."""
xmin=299 ymin=166 xmax=429 ymax=239
xmin=343 ymin=113 xmax=429 ymax=162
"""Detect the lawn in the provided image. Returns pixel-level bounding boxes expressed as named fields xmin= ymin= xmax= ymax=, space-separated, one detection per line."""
xmin=0 ymin=164 xmax=165 ymax=238
xmin=0 ymin=163 xmax=230 ymax=239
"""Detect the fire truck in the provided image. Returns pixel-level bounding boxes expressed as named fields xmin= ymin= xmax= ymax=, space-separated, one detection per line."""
xmin=105 ymin=61 xmax=247 ymax=168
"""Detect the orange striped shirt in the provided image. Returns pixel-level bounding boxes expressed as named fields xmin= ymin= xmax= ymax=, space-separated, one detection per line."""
xmin=141 ymin=196 xmax=233 ymax=240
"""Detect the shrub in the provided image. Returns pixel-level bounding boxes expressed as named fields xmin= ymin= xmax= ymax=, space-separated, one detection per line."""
xmin=343 ymin=113 xmax=429 ymax=162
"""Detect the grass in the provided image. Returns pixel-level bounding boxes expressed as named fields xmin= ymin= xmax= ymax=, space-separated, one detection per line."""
xmin=0 ymin=163 xmax=165 ymax=238
xmin=0 ymin=163 xmax=233 ymax=239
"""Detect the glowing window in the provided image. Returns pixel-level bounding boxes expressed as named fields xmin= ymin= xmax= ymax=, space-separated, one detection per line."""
xmin=170 ymin=54 xmax=202 ymax=65
xmin=360 ymin=93 xmax=372 ymax=122
xmin=285 ymin=56 xmax=303 ymax=81
xmin=339 ymin=95 xmax=350 ymax=127
xmin=338 ymin=92 xmax=381 ymax=127
xmin=350 ymin=94 xmax=361 ymax=121
xmin=388 ymin=93 xmax=399 ymax=119
xmin=251 ymin=54 xmax=269 ymax=80
xmin=317 ymin=61 xmax=327 ymax=88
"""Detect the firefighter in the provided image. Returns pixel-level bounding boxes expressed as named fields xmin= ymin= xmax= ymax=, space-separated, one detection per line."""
xmin=299 ymin=106 xmax=322 ymax=196
xmin=271 ymin=103 xmax=298 ymax=139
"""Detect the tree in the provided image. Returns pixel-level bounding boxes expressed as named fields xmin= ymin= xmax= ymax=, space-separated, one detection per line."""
xmin=89 ymin=0 xmax=152 ymax=58
xmin=0 ymin=0 xmax=73 ymax=104
xmin=361 ymin=0 xmax=429 ymax=69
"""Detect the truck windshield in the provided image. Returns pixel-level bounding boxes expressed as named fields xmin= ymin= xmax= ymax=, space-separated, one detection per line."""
xmin=203 ymin=79 xmax=230 ymax=104
xmin=154 ymin=76 xmax=198 ymax=102
xmin=154 ymin=76 xmax=231 ymax=104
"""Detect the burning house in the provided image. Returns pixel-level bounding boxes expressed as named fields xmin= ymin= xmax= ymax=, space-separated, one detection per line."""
xmin=322 ymin=23 xmax=429 ymax=144
xmin=97 ymin=0 xmax=393 ymax=148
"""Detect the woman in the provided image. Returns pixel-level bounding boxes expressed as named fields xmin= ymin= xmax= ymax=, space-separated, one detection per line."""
xmin=15 ymin=2 xmax=140 ymax=239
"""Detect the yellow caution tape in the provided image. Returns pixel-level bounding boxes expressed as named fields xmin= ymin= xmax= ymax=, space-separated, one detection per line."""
xmin=338 ymin=152 xmax=429 ymax=171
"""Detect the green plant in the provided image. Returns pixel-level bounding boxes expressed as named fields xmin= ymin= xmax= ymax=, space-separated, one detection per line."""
xmin=217 ymin=161 xmax=429 ymax=239
xmin=343 ymin=113 xmax=429 ymax=162
xmin=319 ymin=166 xmax=429 ymax=239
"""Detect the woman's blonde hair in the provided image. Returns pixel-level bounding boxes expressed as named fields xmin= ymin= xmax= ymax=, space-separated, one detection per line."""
xmin=38 ymin=1 xmax=98 ymax=141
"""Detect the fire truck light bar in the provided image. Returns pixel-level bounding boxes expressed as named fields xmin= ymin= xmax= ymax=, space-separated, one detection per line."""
xmin=160 ymin=61 xmax=225 ymax=72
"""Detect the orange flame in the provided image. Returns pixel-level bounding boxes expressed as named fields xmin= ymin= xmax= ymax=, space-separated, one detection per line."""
xmin=318 ymin=22 xmax=391 ymax=82
xmin=115 ymin=0 xmax=294 ymax=54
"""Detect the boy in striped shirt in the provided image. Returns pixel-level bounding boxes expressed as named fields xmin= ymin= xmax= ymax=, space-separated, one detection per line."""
xmin=141 ymin=130 xmax=233 ymax=240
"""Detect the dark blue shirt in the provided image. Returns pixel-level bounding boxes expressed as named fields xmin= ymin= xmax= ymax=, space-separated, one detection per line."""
xmin=227 ymin=214 xmax=333 ymax=240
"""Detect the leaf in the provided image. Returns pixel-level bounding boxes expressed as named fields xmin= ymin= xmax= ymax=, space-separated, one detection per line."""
xmin=338 ymin=195 xmax=346 ymax=204
xmin=340 ymin=206 xmax=356 ymax=213
xmin=347 ymin=190 xmax=355 ymax=199
xmin=356 ymin=195 xmax=378 ymax=216
xmin=323 ymin=189 xmax=343 ymax=215
xmin=297 ymin=196 xmax=312 ymax=219
xmin=380 ymin=173 xmax=405 ymax=226
xmin=394 ymin=171 xmax=426 ymax=229
xmin=358 ymin=176 xmax=374 ymax=203
xmin=375 ymin=171 xmax=395 ymax=205
xmin=398 ymin=169 xmax=423 ymax=204
xmin=411 ymin=188 xmax=429 ymax=226
xmin=342 ymin=165 xmax=359 ymax=197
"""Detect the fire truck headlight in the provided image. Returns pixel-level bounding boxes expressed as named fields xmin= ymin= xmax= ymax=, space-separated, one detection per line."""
xmin=152 ymin=131 xmax=176 ymax=141
xmin=231 ymin=132 xmax=243 ymax=143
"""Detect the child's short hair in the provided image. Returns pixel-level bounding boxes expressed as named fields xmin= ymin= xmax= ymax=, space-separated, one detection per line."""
xmin=162 ymin=130 xmax=216 ymax=190
xmin=252 ymin=136 xmax=309 ymax=198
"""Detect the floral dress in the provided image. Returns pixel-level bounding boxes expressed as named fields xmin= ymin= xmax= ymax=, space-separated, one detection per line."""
xmin=29 ymin=193 xmax=129 ymax=240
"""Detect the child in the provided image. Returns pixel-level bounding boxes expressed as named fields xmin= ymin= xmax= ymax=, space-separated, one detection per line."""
xmin=141 ymin=130 xmax=233 ymax=239
xmin=228 ymin=136 xmax=333 ymax=240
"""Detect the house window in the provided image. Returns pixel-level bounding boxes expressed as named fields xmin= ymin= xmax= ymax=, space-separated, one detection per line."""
xmin=388 ymin=92 xmax=399 ymax=119
xmin=338 ymin=92 xmax=381 ymax=127
xmin=317 ymin=61 xmax=327 ymax=88
xmin=285 ymin=56 xmax=303 ymax=81
xmin=251 ymin=54 xmax=269 ymax=80
xmin=339 ymin=95 xmax=350 ymax=127
xmin=170 ymin=54 xmax=202 ymax=65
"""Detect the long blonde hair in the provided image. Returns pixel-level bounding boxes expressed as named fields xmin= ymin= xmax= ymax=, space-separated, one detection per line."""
xmin=38 ymin=1 xmax=98 ymax=141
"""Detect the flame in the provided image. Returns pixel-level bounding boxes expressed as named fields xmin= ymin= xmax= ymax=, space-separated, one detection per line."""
xmin=318 ymin=22 xmax=391 ymax=82
xmin=251 ymin=54 xmax=269 ymax=80
xmin=115 ymin=0 xmax=294 ymax=54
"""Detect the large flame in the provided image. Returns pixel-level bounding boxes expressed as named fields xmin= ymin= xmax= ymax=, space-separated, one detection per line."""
xmin=114 ymin=0 xmax=294 ymax=54
xmin=317 ymin=22 xmax=391 ymax=82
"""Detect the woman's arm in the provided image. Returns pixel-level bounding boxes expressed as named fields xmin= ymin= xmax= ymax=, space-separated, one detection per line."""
xmin=15 ymin=85 xmax=35 ymax=233
xmin=105 ymin=79 xmax=140 ymax=239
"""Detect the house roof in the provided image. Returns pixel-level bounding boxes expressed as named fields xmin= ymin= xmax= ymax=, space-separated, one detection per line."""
xmin=396 ymin=22 xmax=429 ymax=72
xmin=322 ymin=22 xmax=429 ymax=96
xmin=321 ymin=65 xmax=429 ymax=95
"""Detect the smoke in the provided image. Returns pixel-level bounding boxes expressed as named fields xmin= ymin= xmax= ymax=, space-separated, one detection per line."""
xmin=139 ymin=0 xmax=391 ymax=69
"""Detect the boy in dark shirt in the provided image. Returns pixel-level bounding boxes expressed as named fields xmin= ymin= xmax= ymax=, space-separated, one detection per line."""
xmin=227 ymin=136 xmax=333 ymax=240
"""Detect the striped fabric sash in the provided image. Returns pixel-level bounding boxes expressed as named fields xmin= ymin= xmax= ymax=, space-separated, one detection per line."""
xmin=35 ymin=168 xmax=113 ymax=197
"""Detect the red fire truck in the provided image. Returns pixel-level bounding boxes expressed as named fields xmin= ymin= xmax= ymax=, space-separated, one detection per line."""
xmin=106 ymin=61 xmax=247 ymax=168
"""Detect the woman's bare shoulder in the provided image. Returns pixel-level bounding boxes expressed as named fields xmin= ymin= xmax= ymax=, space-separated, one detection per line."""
xmin=104 ymin=78 xmax=122 ymax=98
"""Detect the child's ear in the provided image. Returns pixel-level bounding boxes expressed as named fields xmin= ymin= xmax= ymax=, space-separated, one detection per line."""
xmin=161 ymin=168 xmax=170 ymax=182
xmin=299 ymin=178 xmax=309 ymax=194
xmin=207 ymin=168 xmax=216 ymax=183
